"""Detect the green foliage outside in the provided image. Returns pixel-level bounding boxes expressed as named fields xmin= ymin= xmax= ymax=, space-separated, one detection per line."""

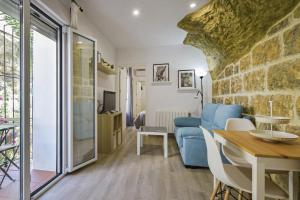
xmin=0 ymin=11 xmax=20 ymax=165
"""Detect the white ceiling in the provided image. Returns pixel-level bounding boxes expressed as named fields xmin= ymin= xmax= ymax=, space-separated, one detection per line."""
xmin=74 ymin=0 xmax=208 ymax=49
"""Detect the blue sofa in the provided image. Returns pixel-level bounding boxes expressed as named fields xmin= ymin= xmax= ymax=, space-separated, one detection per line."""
xmin=174 ymin=103 xmax=242 ymax=167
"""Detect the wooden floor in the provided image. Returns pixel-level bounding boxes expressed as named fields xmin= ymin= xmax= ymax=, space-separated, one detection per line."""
xmin=0 ymin=167 xmax=56 ymax=200
xmin=39 ymin=128 xmax=213 ymax=200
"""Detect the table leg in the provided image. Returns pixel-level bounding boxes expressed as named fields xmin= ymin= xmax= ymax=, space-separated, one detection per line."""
xmin=137 ymin=132 xmax=140 ymax=156
xmin=13 ymin=127 xmax=15 ymax=145
xmin=252 ymin=158 xmax=265 ymax=200
xmin=214 ymin=140 xmax=221 ymax=189
xmin=289 ymin=171 xmax=299 ymax=200
xmin=140 ymin=134 xmax=143 ymax=147
xmin=4 ymin=129 xmax=8 ymax=145
xmin=0 ymin=130 xmax=4 ymax=146
xmin=164 ymin=133 xmax=168 ymax=158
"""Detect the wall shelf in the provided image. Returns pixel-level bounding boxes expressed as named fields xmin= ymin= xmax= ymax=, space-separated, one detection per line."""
xmin=97 ymin=62 xmax=117 ymax=75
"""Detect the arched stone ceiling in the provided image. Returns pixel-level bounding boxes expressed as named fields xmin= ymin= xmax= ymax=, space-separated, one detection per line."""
xmin=178 ymin=0 xmax=300 ymax=79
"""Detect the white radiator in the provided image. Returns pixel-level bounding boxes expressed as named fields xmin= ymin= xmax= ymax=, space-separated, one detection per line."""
xmin=155 ymin=110 xmax=189 ymax=133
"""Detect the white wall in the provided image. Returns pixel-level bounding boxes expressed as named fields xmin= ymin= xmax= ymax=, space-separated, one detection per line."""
xmin=32 ymin=31 xmax=57 ymax=171
xmin=117 ymin=44 xmax=212 ymax=126
xmin=37 ymin=0 xmax=117 ymax=94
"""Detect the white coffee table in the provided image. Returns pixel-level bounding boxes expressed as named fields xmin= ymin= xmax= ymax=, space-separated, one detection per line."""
xmin=137 ymin=126 xmax=168 ymax=158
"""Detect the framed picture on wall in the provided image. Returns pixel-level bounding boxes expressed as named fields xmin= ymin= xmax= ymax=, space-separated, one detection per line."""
xmin=178 ymin=69 xmax=196 ymax=90
xmin=153 ymin=63 xmax=169 ymax=82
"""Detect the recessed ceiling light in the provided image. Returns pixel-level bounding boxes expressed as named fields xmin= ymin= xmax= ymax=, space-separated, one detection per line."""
xmin=190 ymin=3 xmax=197 ymax=8
xmin=133 ymin=9 xmax=140 ymax=16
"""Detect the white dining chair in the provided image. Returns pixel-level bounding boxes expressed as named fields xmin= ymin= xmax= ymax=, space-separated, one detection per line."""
xmin=201 ymin=127 xmax=288 ymax=200
xmin=223 ymin=118 xmax=256 ymax=167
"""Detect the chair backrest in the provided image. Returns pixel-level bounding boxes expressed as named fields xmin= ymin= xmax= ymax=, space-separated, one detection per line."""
xmin=225 ymin=118 xmax=255 ymax=131
xmin=201 ymin=127 xmax=231 ymax=186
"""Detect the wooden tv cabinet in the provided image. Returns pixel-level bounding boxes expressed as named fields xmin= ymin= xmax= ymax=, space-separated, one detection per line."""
xmin=97 ymin=112 xmax=123 ymax=154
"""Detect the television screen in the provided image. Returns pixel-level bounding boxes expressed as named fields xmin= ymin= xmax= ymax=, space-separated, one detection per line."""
xmin=103 ymin=91 xmax=116 ymax=112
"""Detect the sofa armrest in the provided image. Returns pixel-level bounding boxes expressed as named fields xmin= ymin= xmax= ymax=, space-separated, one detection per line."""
xmin=174 ymin=117 xmax=201 ymax=127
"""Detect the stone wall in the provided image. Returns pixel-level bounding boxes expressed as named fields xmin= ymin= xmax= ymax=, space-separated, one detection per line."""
xmin=212 ymin=4 xmax=300 ymax=193
xmin=212 ymin=4 xmax=300 ymax=133
xmin=178 ymin=0 xmax=300 ymax=75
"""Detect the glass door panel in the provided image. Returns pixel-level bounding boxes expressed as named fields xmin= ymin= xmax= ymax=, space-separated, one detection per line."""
xmin=0 ymin=0 xmax=62 ymax=198
xmin=30 ymin=8 xmax=62 ymax=195
xmin=69 ymin=31 xmax=96 ymax=171
xmin=0 ymin=0 xmax=21 ymax=199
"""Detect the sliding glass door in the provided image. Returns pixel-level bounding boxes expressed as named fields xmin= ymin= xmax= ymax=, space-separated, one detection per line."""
xmin=0 ymin=0 xmax=62 ymax=199
xmin=30 ymin=6 xmax=62 ymax=195
xmin=68 ymin=30 xmax=97 ymax=172
xmin=0 ymin=0 xmax=21 ymax=199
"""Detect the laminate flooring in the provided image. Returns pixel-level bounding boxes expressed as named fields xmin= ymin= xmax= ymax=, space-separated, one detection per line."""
xmin=39 ymin=128 xmax=213 ymax=200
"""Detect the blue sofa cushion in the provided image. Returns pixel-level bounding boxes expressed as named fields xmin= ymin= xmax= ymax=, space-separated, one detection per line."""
xmin=213 ymin=104 xmax=242 ymax=130
xmin=173 ymin=103 xmax=242 ymax=167
xmin=201 ymin=103 xmax=219 ymax=130
xmin=174 ymin=117 xmax=201 ymax=127
xmin=175 ymin=127 xmax=203 ymax=148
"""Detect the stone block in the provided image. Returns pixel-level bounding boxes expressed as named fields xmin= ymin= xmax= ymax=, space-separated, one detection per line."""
xmin=252 ymin=37 xmax=281 ymax=65
xmin=251 ymin=95 xmax=270 ymax=115
xmin=231 ymin=76 xmax=242 ymax=94
xmin=233 ymin=64 xmax=239 ymax=74
xmin=212 ymin=97 xmax=223 ymax=104
xmin=272 ymin=95 xmax=293 ymax=117
xmin=240 ymin=55 xmax=251 ymax=72
xmin=74 ymin=77 xmax=82 ymax=85
xmin=73 ymin=86 xmax=82 ymax=97
xmin=297 ymin=97 xmax=300 ymax=117
xmin=224 ymin=96 xmax=233 ymax=105
xmin=268 ymin=17 xmax=291 ymax=35
xmin=234 ymin=96 xmax=249 ymax=113
xmin=251 ymin=95 xmax=292 ymax=117
xmin=212 ymin=97 xmax=217 ymax=104
xmin=294 ymin=6 xmax=300 ymax=18
xmin=268 ymin=59 xmax=300 ymax=90
xmin=243 ymin=69 xmax=265 ymax=92
xmin=82 ymin=86 xmax=93 ymax=97
xmin=284 ymin=23 xmax=300 ymax=56
xmin=211 ymin=70 xmax=218 ymax=81
xmin=225 ymin=65 xmax=233 ymax=77
xmin=220 ymin=79 xmax=230 ymax=95
xmin=218 ymin=71 xmax=225 ymax=79
xmin=212 ymin=81 xmax=219 ymax=96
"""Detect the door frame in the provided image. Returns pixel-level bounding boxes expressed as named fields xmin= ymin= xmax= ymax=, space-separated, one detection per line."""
xmin=18 ymin=1 xmax=66 ymax=198
xmin=118 ymin=67 xmax=128 ymax=130
xmin=20 ymin=0 xmax=31 ymax=199
xmin=67 ymin=28 xmax=98 ymax=172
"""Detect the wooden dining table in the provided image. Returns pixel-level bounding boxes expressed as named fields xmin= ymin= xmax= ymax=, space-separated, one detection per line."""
xmin=213 ymin=130 xmax=300 ymax=200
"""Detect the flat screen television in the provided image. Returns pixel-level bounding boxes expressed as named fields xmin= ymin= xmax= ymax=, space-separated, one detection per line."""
xmin=102 ymin=91 xmax=116 ymax=112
